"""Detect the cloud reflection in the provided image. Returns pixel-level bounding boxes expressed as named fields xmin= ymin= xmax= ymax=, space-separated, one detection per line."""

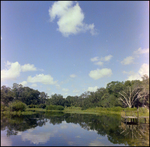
xmin=1 ymin=134 xmax=12 ymax=146
xmin=89 ymin=140 xmax=104 ymax=146
xmin=21 ymin=132 xmax=56 ymax=145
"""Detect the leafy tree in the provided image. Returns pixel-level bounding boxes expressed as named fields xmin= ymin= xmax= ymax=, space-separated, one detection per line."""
xmin=39 ymin=92 xmax=48 ymax=104
xmin=1 ymin=85 xmax=14 ymax=106
xmin=138 ymin=74 xmax=149 ymax=108
xmin=49 ymin=94 xmax=65 ymax=106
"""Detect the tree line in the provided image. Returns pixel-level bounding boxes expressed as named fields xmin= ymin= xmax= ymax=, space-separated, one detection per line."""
xmin=1 ymin=74 xmax=149 ymax=109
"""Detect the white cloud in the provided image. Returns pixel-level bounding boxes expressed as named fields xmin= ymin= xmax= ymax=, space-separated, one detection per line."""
xmin=133 ymin=47 xmax=149 ymax=54
xmin=122 ymin=71 xmax=135 ymax=75
xmin=103 ymin=55 xmax=113 ymax=61
xmin=55 ymin=83 xmax=61 ymax=89
xmin=63 ymin=93 xmax=68 ymax=96
xmin=87 ymin=86 xmax=98 ymax=92
xmin=126 ymin=73 xmax=141 ymax=81
xmin=19 ymin=81 xmax=28 ymax=86
xmin=91 ymin=57 xmax=99 ymax=62
xmin=62 ymin=88 xmax=69 ymax=92
xmin=1 ymin=61 xmax=38 ymax=81
xmin=31 ymin=84 xmax=37 ymax=87
xmin=138 ymin=63 xmax=149 ymax=76
xmin=125 ymin=63 xmax=149 ymax=81
xmin=27 ymin=74 xmax=57 ymax=85
xmin=89 ymin=68 xmax=112 ymax=80
xmin=91 ymin=55 xmax=112 ymax=66
xmin=73 ymin=89 xmax=80 ymax=93
xmin=21 ymin=64 xmax=37 ymax=72
xmin=121 ymin=56 xmax=134 ymax=65
xmin=1 ymin=61 xmax=22 ymax=81
xmin=94 ymin=61 xmax=103 ymax=66
xmin=70 ymin=74 xmax=76 ymax=78
xmin=49 ymin=1 xmax=97 ymax=37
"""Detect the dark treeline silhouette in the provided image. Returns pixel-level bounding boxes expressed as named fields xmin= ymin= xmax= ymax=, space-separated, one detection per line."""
xmin=1 ymin=74 xmax=149 ymax=109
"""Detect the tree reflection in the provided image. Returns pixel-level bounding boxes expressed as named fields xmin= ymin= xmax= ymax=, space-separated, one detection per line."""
xmin=119 ymin=122 xmax=149 ymax=146
xmin=1 ymin=112 xmax=149 ymax=146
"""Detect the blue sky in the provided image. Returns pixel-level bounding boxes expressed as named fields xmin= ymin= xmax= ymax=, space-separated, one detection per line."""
xmin=1 ymin=1 xmax=149 ymax=98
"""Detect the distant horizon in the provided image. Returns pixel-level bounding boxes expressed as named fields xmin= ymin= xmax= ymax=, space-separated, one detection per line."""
xmin=1 ymin=1 xmax=149 ymax=98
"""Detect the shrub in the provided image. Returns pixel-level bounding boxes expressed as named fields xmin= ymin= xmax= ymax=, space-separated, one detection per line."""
xmin=39 ymin=104 xmax=46 ymax=109
xmin=110 ymin=106 xmax=123 ymax=112
xmin=81 ymin=106 xmax=89 ymax=110
xmin=56 ymin=105 xmax=64 ymax=110
xmin=9 ymin=101 xmax=27 ymax=112
xmin=46 ymin=105 xmax=64 ymax=110
xmin=28 ymin=104 xmax=35 ymax=108
xmin=138 ymin=107 xmax=148 ymax=114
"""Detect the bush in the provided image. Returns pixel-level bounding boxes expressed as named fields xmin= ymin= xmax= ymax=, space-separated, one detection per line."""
xmin=110 ymin=106 xmax=123 ymax=112
xmin=46 ymin=105 xmax=64 ymax=110
xmin=28 ymin=104 xmax=35 ymax=108
xmin=81 ymin=106 xmax=89 ymax=110
xmin=9 ymin=101 xmax=27 ymax=112
xmin=124 ymin=107 xmax=137 ymax=111
xmin=39 ymin=104 xmax=46 ymax=109
xmin=138 ymin=107 xmax=148 ymax=114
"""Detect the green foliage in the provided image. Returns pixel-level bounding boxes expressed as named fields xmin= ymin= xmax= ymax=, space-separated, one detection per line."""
xmin=124 ymin=107 xmax=137 ymax=111
xmin=39 ymin=104 xmax=46 ymax=109
xmin=46 ymin=105 xmax=64 ymax=110
xmin=81 ymin=105 xmax=89 ymax=110
xmin=28 ymin=104 xmax=35 ymax=108
xmin=28 ymin=104 xmax=46 ymax=109
xmin=1 ymin=74 xmax=149 ymax=112
xmin=108 ymin=106 xmax=123 ymax=112
xmin=1 ymin=103 xmax=7 ymax=111
xmin=9 ymin=101 xmax=27 ymax=112
xmin=138 ymin=107 xmax=148 ymax=114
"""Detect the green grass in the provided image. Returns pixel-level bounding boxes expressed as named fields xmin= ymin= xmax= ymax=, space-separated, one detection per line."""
xmin=64 ymin=106 xmax=149 ymax=116
xmin=26 ymin=107 xmax=64 ymax=112
xmin=63 ymin=106 xmax=122 ymax=115
xmin=2 ymin=106 xmax=149 ymax=117
xmin=1 ymin=110 xmax=37 ymax=115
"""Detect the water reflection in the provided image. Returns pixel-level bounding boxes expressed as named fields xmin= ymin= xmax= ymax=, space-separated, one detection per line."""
xmin=119 ymin=122 xmax=149 ymax=146
xmin=1 ymin=112 xmax=149 ymax=146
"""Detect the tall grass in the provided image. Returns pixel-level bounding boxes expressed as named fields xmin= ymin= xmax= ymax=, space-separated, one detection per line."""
xmin=64 ymin=106 xmax=149 ymax=116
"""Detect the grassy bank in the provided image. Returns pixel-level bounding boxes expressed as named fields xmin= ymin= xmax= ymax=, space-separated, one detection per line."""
xmin=18 ymin=107 xmax=150 ymax=116
xmin=26 ymin=107 xmax=64 ymax=112
xmin=1 ymin=110 xmax=38 ymax=115
xmin=64 ymin=106 xmax=149 ymax=116
xmin=2 ymin=106 xmax=149 ymax=116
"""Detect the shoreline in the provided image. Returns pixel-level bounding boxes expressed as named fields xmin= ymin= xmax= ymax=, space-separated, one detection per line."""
xmin=1 ymin=107 xmax=149 ymax=117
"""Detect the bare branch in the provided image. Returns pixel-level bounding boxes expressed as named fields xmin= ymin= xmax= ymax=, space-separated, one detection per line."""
xmin=118 ymin=92 xmax=130 ymax=107
xmin=119 ymin=97 xmax=127 ymax=106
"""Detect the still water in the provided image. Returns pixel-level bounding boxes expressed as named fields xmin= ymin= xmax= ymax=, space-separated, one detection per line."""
xmin=1 ymin=112 xmax=149 ymax=146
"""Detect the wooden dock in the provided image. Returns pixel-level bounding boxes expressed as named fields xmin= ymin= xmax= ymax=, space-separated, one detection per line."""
xmin=121 ymin=110 xmax=149 ymax=124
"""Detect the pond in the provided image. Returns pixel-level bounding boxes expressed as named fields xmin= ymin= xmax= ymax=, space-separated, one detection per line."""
xmin=1 ymin=112 xmax=149 ymax=146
